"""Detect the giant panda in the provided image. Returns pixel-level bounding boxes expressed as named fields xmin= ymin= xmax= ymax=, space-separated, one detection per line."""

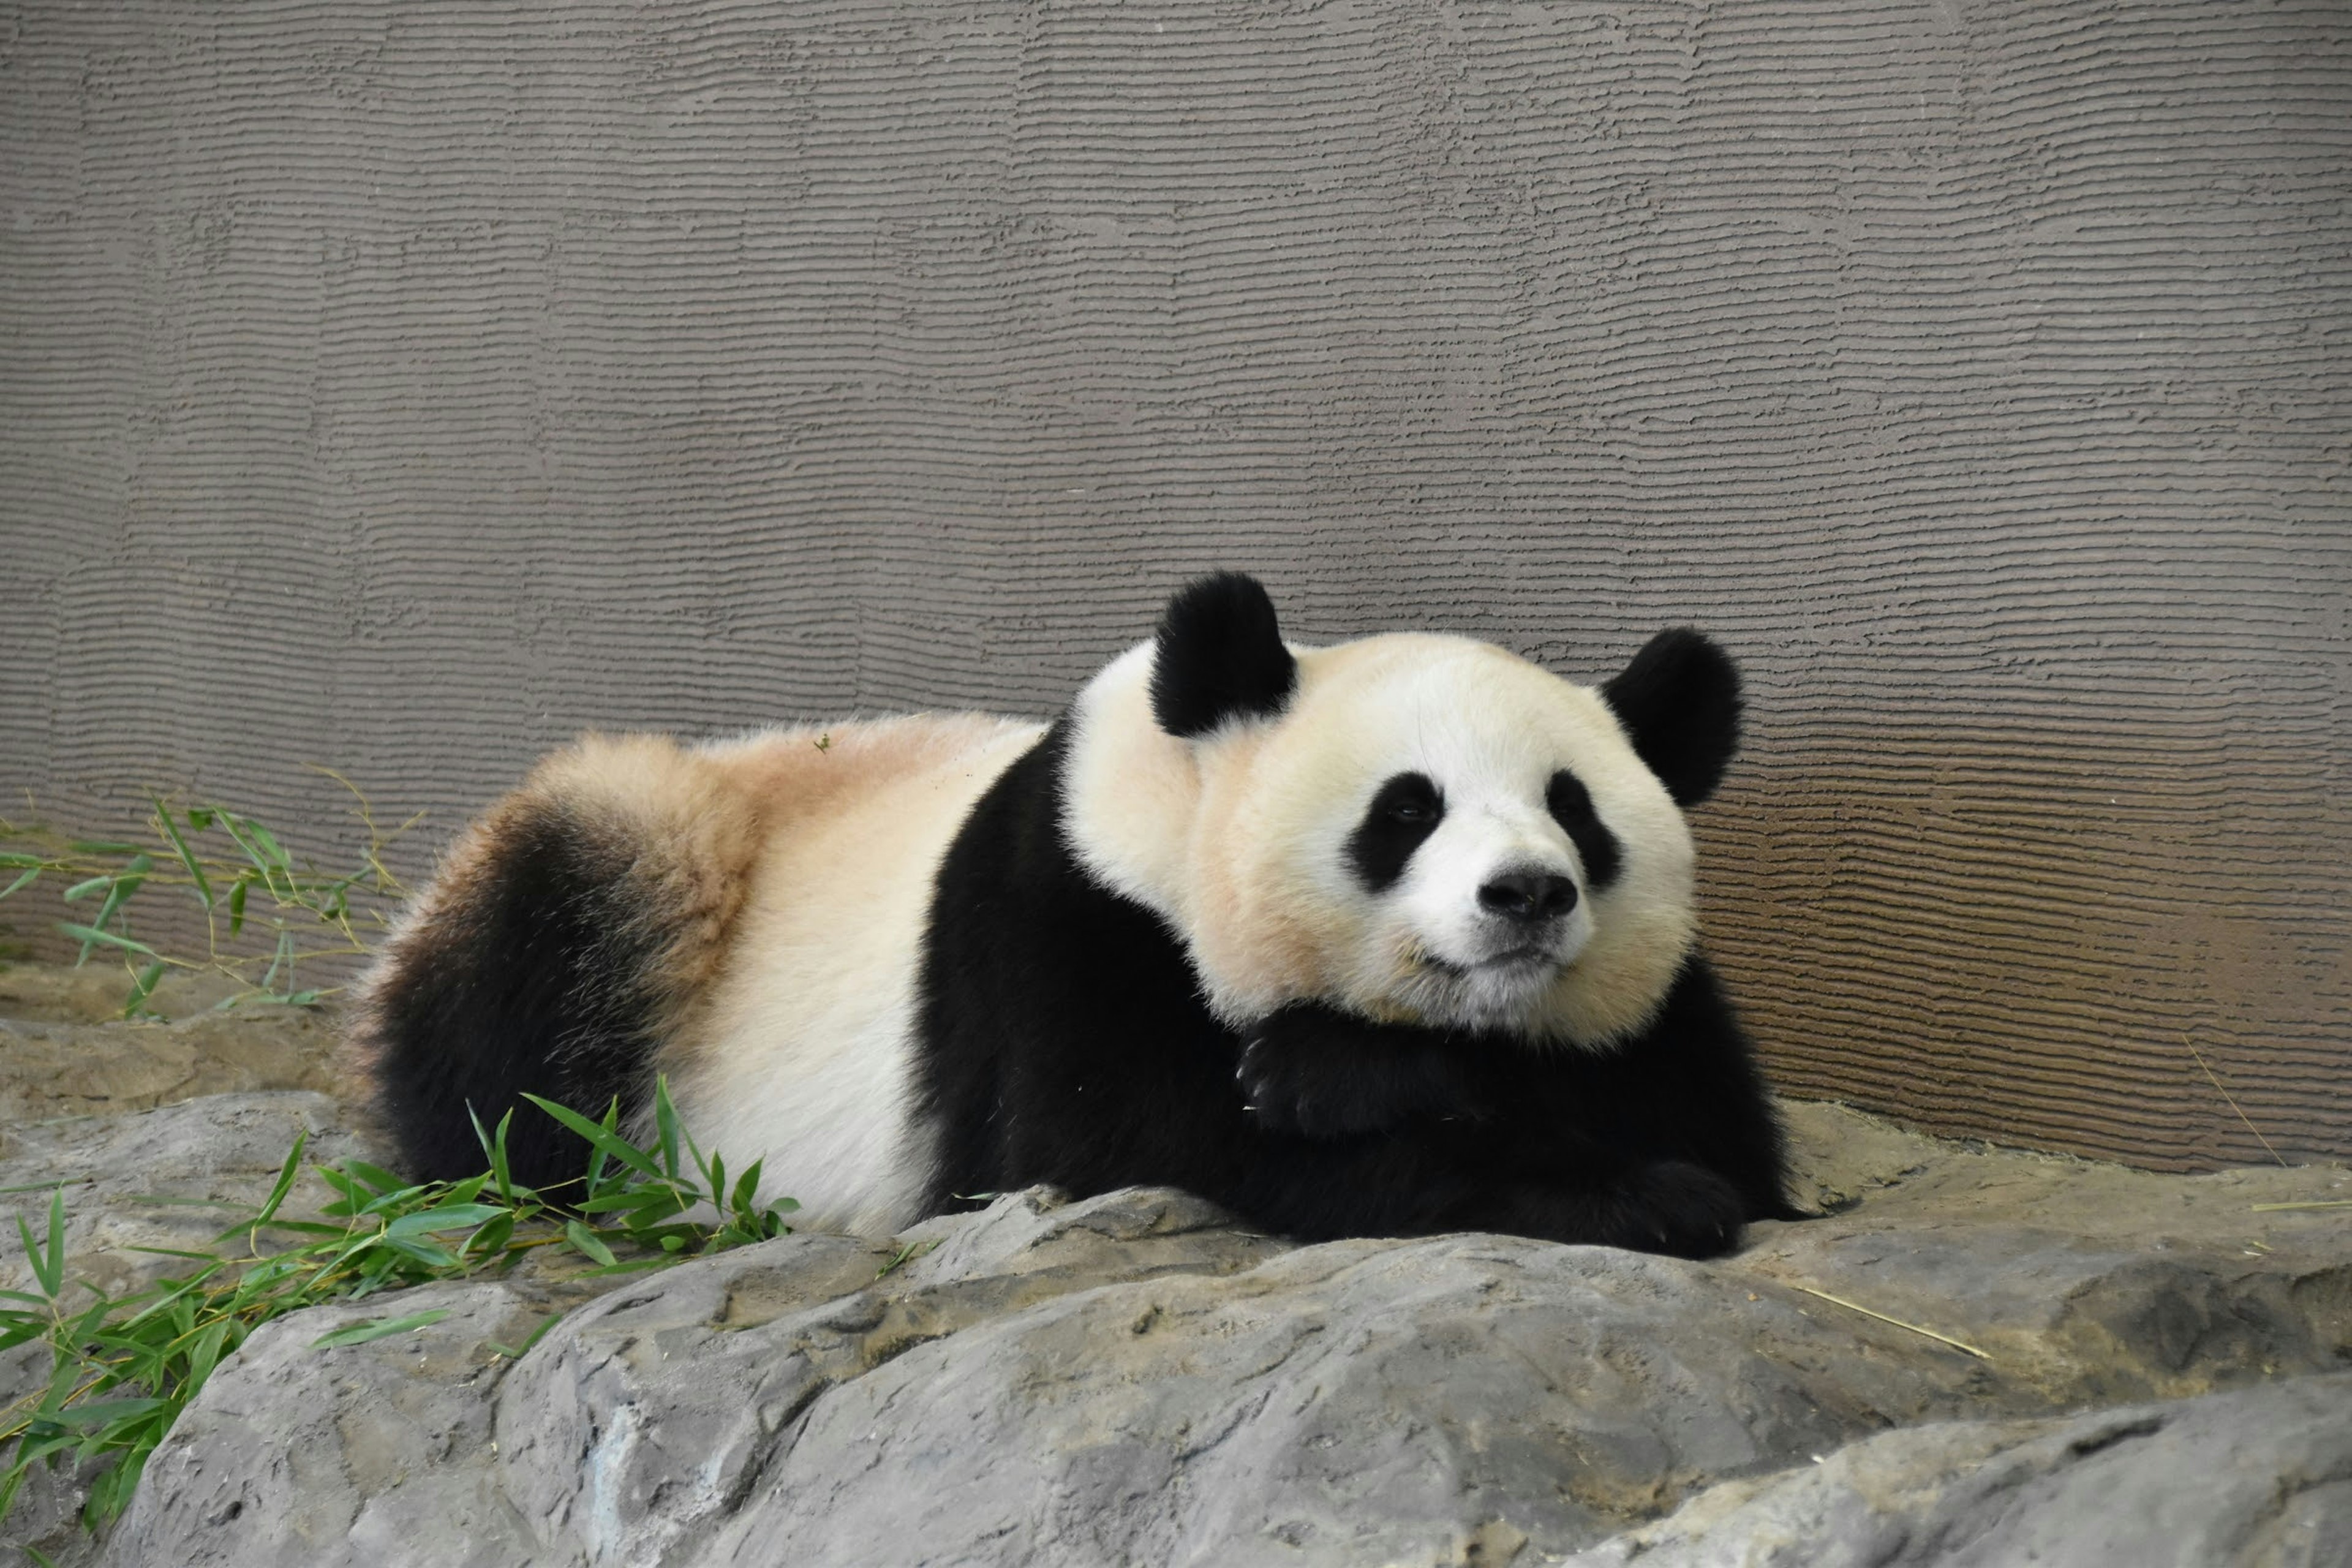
xmin=354 ymin=572 xmax=1796 ymax=1259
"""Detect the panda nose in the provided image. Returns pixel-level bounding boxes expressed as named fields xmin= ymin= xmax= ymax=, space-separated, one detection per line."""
xmin=1477 ymin=870 xmax=1577 ymax=924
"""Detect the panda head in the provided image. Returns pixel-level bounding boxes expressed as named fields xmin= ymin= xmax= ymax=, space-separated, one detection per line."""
xmin=1062 ymin=572 xmax=1741 ymax=1047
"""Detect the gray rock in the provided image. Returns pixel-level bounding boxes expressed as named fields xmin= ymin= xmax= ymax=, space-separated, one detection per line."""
xmin=0 ymin=1091 xmax=383 ymax=1566
xmin=1747 ymin=1101 xmax=2352 ymax=1405
xmin=0 ymin=1091 xmax=379 ymax=1301
xmin=695 ymin=1227 xmax=1980 ymax=1567
xmin=0 ymin=963 xmax=257 ymax=1027
xmin=134 ymin=1176 xmax=2340 ymax=1568
xmin=1574 ymin=1372 xmax=2352 ymax=1568
xmin=0 ymin=1009 xmax=345 ymax=1126
xmin=4 ymin=971 xmax=2351 ymax=1568
xmin=103 ymin=1280 xmax=546 ymax=1568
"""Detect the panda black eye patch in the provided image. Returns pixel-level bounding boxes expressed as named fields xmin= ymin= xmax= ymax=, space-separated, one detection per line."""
xmin=1347 ymin=772 xmax=1446 ymax=892
xmin=1545 ymin=769 xmax=1623 ymax=890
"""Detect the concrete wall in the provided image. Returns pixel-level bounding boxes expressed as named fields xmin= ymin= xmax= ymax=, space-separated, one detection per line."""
xmin=4 ymin=1 xmax=2347 ymax=1168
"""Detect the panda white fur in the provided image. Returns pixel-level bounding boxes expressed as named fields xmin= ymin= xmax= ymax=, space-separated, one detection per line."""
xmin=355 ymin=573 xmax=1795 ymax=1258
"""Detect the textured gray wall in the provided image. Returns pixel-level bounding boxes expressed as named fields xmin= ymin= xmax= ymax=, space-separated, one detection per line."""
xmin=4 ymin=1 xmax=2347 ymax=1169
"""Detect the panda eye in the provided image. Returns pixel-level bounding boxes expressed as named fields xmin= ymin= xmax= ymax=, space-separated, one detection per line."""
xmin=1373 ymin=774 xmax=1442 ymax=824
xmin=1546 ymin=768 xmax=1624 ymax=891
xmin=1346 ymin=772 xmax=1446 ymax=893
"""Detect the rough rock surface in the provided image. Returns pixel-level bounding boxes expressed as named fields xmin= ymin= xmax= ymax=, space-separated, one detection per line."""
xmin=0 ymin=968 xmax=2343 ymax=1566
xmin=0 ymin=963 xmax=347 ymax=1124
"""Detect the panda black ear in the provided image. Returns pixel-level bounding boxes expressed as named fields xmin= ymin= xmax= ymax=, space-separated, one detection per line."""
xmin=1149 ymin=573 xmax=1297 ymax=737
xmin=1600 ymin=628 xmax=1743 ymax=807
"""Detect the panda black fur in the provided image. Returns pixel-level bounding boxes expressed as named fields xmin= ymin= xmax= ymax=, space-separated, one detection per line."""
xmin=356 ymin=573 xmax=1796 ymax=1259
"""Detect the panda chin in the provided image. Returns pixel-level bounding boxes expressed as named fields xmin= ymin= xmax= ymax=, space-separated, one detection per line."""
xmin=1398 ymin=943 xmax=1575 ymax=1034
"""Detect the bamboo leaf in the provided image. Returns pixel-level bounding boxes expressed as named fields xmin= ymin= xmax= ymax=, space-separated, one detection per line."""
xmin=562 ymin=1220 xmax=617 ymax=1268
xmin=470 ymin=1106 xmax=518 ymax=1204
xmin=376 ymin=1235 xmax=461 ymax=1269
xmin=382 ymin=1205 xmax=505 ymax=1240
xmin=337 ymin=1161 xmax=413 ymax=1200
xmin=488 ymin=1311 xmax=564 ymax=1361
xmin=55 ymin=922 xmax=157 ymax=959
xmin=216 ymin=1133 xmax=308 ymax=1246
xmin=153 ymin=802 xmax=215 ymax=908
xmin=523 ymin=1096 xmax=664 ymax=1182
xmin=654 ymin=1079 xmax=684 ymax=1181
xmin=54 ymin=1397 xmax=167 ymax=1430
xmin=310 ymin=1310 xmax=451 ymax=1350
xmin=13 ymin=1190 xmax=66 ymax=1300
xmin=123 ymin=960 xmax=168 ymax=1017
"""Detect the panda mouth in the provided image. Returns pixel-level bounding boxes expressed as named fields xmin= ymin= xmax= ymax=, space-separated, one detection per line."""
xmin=1426 ymin=945 xmax=1558 ymax=978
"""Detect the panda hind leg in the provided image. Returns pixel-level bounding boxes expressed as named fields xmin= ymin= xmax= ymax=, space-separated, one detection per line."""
xmin=352 ymin=736 xmax=757 ymax=1189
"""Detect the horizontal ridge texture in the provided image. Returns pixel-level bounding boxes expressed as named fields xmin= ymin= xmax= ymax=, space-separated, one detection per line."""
xmin=3 ymin=1 xmax=2346 ymax=1168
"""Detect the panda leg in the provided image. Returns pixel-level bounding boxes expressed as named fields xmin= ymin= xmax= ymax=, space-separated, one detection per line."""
xmin=354 ymin=736 xmax=754 ymax=1189
xmin=1235 ymin=1003 xmax=1482 ymax=1139
xmin=1460 ymin=1162 xmax=1752 ymax=1260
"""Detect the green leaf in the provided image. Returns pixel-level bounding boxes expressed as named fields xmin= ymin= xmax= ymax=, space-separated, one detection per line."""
xmin=54 ymin=1396 xmax=167 ymax=1430
xmin=382 ymin=1205 xmax=505 ymax=1240
xmin=310 ymin=1309 xmax=452 ymax=1350
xmin=244 ymin=820 xmax=291 ymax=870
xmin=227 ymin=876 xmax=249 ymax=935
xmin=62 ymin=875 xmax=113 ymax=902
xmin=55 ymin=922 xmax=157 ymax=959
xmin=240 ymin=1218 xmax=344 ymax=1238
xmin=461 ymin=1213 xmax=515 ymax=1259
xmin=15 ymin=1188 xmax=66 ymax=1299
xmin=375 ymin=1235 xmax=461 ymax=1270
xmin=216 ymin=1132 xmax=308 ymax=1246
xmin=337 ymin=1161 xmax=414 ymax=1200
xmin=180 ymin=1316 xmax=234 ymax=1394
xmin=580 ymin=1188 xmax=689 ymax=1224
xmin=123 ymin=960 xmax=168 ymax=1017
xmin=152 ymin=799 xmax=215 ymax=908
xmin=522 ymin=1096 xmax=664 ymax=1183
xmin=653 ymin=1078 xmax=684 ymax=1182
xmin=562 ymin=1219 xmax=617 ymax=1268
xmin=470 ymin=1106 xmax=518 ymax=1204
xmin=488 ymin=1311 xmax=564 ymax=1361
xmin=0 ymin=867 xmax=40 ymax=899
xmin=81 ymin=854 xmax=152 ymax=938
xmin=573 ymin=1255 xmax=674 ymax=1278
xmin=442 ymin=1174 xmax=490 ymax=1207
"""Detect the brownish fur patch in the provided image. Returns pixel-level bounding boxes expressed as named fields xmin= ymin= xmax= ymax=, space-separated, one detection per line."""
xmin=346 ymin=714 xmax=1040 ymax=1126
xmin=532 ymin=734 xmax=764 ymax=1009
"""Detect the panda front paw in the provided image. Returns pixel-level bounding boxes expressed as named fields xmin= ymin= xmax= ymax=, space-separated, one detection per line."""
xmin=1235 ymin=1033 xmax=1360 ymax=1138
xmin=1235 ymin=1005 xmax=1478 ymax=1139
xmin=1608 ymin=1160 xmax=1749 ymax=1259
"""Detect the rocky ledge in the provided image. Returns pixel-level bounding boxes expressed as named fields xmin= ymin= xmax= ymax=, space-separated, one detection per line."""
xmin=0 ymin=964 xmax=2346 ymax=1566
